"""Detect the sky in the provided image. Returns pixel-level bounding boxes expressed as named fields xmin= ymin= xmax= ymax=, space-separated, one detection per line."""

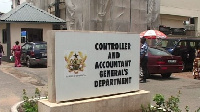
xmin=0 ymin=0 xmax=12 ymax=13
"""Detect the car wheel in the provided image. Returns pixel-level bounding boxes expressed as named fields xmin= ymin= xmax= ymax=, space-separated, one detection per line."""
xmin=161 ymin=73 xmax=172 ymax=78
xmin=26 ymin=58 xmax=32 ymax=68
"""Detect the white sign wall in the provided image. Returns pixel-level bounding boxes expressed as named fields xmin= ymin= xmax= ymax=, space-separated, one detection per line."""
xmin=55 ymin=31 xmax=140 ymax=102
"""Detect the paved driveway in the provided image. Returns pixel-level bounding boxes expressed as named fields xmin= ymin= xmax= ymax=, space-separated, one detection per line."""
xmin=0 ymin=62 xmax=37 ymax=112
xmin=1 ymin=61 xmax=200 ymax=112
xmin=140 ymin=73 xmax=200 ymax=112
xmin=1 ymin=62 xmax=47 ymax=84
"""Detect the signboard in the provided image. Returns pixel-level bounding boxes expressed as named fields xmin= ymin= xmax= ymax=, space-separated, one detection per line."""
xmin=55 ymin=31 xmax=140 ymax=102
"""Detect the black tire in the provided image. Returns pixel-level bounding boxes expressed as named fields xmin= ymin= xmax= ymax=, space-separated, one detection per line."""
xmin=161 ymin=73 xmax=172 ymax=78
xmin=26 ymin=58 xmax=32 ymax=68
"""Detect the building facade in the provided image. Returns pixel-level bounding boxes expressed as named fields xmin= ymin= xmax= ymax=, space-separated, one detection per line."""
xmin=160 ymin=0 xmax=200 ymax=37
xmin=13 ymin=0 xmax=158 ymax=33
xmin=12 ymin=0 xmax=200 ymax=37
xmin=0 ymin=2 xmax=65 ymax=60
xmin=12 ymin=0 xmax=47 ymax=10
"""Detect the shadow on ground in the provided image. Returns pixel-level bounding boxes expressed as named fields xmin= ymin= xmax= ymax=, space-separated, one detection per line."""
xmin=148 ymin=74 xmax=180 ymax=81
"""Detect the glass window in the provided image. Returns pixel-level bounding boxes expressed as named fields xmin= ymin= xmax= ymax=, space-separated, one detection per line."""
xmin=21 ymin=37 xmax=26 ymax=43
xmin=161 ymin=39 xmax=178 ymax=48
xmin=28 ymin=44 xmax=33 ymax=50
xmin=21 ymin=45 xmax=25 ymax=50
xmin=22 ymin=44 xmax=32 ymax=50
xmin=21 ymin=31 xmax=27 ymax=43
xmin=189 ymin=42 xmax=196 ymax=48
xmin=178 ymin=41 xmax=186 ymax=47
xmin=149 ymin=47 xmax=170 ymax=56
xmin=22 ymin=44 xmax=27 ymax=50
xmin=161 ymin=40 xmax=168 ymax=47
xmin=34 ymin=44 xmax=47 ymax=50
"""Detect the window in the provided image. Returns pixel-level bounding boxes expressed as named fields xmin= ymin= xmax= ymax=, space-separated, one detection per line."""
xmin=161 ymin=39 xmax=178 ymax=48
xmin=21 ymin=28 xmax=43 ymax=42
xmin=189 ymin=42 xmax=196 ymax=48
xmin=190 ymin=18 xmax=195 ymax=24
xmin=178 ymin=41 xmax=186 ymax=47
xmin=2 ymin=29 xmax=7 ymax=43
xmin=27 ymin=44 xmax=33 ymax=50
xmin=21 ymin=31 xmax=27 ymax=43
xmin=34 ymin=44 xmax=47 ymax=50
xmin=22 ymin=44 xmax=32 ymax=50
xmin=149 ymin=47 xmax=170 ymax=56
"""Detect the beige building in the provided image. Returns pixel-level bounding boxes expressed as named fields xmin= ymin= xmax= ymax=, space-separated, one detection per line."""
xmin=0 ymin=2 xmax=65 ymax=60
xmin=160 ymin=0 xmax=200 ymax=37
xmin=12 ymin=0 xmax=200 ymax=38
xmin=12 ymin=0 xmax=200 ymax=37
xmin=13 ymin=0 xmax=156 ymax=33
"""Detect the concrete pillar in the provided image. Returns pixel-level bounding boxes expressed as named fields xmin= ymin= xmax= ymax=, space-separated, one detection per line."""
xmin=6 ymin=23 xmax=11 ymax=61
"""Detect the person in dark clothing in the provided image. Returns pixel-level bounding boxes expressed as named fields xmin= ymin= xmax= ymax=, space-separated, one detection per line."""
xmin=0 ymin=41 xmax=4 ymax=65
xmin=140 ymin=37 xmax=148 ymax=83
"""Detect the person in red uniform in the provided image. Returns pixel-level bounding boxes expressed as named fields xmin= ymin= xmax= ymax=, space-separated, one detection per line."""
xmin=11 ymin=41 xmax=21 ymax=67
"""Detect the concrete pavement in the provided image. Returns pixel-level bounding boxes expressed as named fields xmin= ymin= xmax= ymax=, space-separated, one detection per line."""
xmin=0 ymin=61 xmax=38 ymax=112
xmin=0 ymin=61 xmax=48 ymax=112
xmin=0 ymin=61 xmax=48 ymax=90
xmin=1 ymin=61 xmax=200 ymax=112
xmin=140 ymin=74 xmax=200 ymax=112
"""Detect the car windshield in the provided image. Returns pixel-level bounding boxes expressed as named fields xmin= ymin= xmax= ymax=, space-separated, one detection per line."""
xmin=160 ymin=39 xmax=179 ymax=48
xmin=34 ymin=43 xmax=47 ymax=50
xmin=149 ymin=47 xmax=171 ymax=56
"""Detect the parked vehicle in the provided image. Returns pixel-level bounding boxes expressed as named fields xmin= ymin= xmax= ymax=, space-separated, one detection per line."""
xmin=20 ymin=41 xmax=47 ymax=68
xmin=160 ymin=38 xmax=200 ymax=71
xmin=146 ymin=47 xmax=183 ymax=78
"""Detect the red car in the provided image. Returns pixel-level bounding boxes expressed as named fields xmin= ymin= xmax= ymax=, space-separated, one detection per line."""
xmin=146 ymin=47 xmax=183 ymax=78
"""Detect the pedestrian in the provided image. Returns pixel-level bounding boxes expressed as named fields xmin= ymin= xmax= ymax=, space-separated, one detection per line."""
xmin=140 ymin=37 xmax=148 ymax=83
xmin=0 ymin=41 xmax=4 ymax=65
xmin=11 ymin=41 xmax=21 ymax=67
xmin=193 ymin=49 xmax=200 ymax=79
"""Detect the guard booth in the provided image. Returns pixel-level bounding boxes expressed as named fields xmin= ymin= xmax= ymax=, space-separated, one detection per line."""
xmin=0 ymin=2 xmax=65 ymax=61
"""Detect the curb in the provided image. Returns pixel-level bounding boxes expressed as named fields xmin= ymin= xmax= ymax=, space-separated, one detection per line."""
xmin=10 ymin=97 xmax=47 ymax=112
xmin=10 ymin=101 xmax=24 ymax=112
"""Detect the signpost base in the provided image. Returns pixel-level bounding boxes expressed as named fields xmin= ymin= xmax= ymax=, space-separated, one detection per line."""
xmin=38 ymin=90 xmax=150 ymax=112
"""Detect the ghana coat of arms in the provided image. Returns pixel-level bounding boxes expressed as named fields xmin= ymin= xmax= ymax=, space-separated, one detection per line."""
xmin=64 ymin=51 xmax=87 ymax=74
